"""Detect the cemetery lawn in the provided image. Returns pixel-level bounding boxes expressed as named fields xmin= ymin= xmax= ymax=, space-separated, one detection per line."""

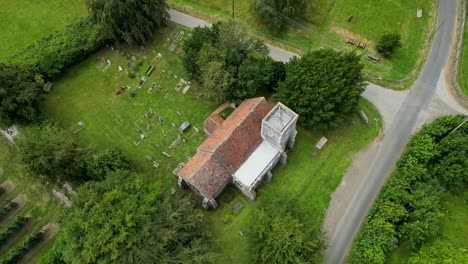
xmin=44 ymin=25 xmax=216 ymax=177
xmin=169 ymin=0 xmax=434 ymax=83
xmin=0 ymin=138 xmax=63 ymax=262
xmin=459 ymin=4 xmax=468 ymax=96
xmin=205 ymin=98 xmax=383 ymax=263
xmin=43 ymin=23 xmax=383 ymax=262
xmin=386 ymin=191 xmax=468 ymax=263
xmin=0 ymin=0 xmax=86 ymax=60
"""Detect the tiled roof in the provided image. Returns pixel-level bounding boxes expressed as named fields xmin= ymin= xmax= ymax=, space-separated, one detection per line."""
xmin=203 ymin=114 xmax=224 ymax=136
xmin=178 ymin=97 xmax=271 ymax=198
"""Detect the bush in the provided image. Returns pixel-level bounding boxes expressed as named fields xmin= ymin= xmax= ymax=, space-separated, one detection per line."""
xmin=128 ymin=72 xmax=136 ymax=79
xmin=10 ymin=17 xmax=111 ymax=80
xmin=3 ymin=231 xmax=45 ymax=264
xmin=0 ymin=202 xmax=18 ymax=219
xmin=0 ymin=216 xmax=30 ymax=245
xmin=376 ymin=33 xmax=402 ymax=57
xmin=350 ymin=115 xmax=467 ymax=263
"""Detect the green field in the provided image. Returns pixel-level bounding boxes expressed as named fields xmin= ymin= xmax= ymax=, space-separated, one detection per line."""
xmin=386 ymin=191 xmax=468 ymax=263
xmin=0 ymin=139 xmax=63 ymax=262
xmin=459 ymin=4 xmax=468 ymax=95
xmin=170 ymin=0 xmax=434 ymax=82
xmin=0 ymin=0 xmax=86 ymax=60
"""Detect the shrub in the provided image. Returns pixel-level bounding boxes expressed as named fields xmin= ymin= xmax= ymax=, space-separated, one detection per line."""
xmin=0 ymin=202 xmax=18 ymax=219
xmin=376 ymin=33 xmax=402 ymax=57
xmin=130 ymin=90 xmax=138 ymax=97
xmin=9 ymin=17 xmax=111 ymax=80
xmin=0 ymin=216 xmax=30 ymax=245
xmin=3 ymin=231 xmax=45 ymax=264
xmin=128 ymin=72 xmax=136 ymax=79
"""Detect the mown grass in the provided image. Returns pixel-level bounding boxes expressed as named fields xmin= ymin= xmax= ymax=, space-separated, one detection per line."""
xmin=205 ymin=98 xmax=382 ymax=263
xmin=0 ymin=138 xmax=63 ymax=262
xmin=458 ymin=4 xmax=468 ymax=95
xmin=0 ymin=0 xmax=86 ymax=60
xmin=169 ymin=0 xmax=434 ymax=82
xmin=43 ymin=25 xmax=216 ymax=176
xmin=386 ymin=191 xmax=468 ymax=263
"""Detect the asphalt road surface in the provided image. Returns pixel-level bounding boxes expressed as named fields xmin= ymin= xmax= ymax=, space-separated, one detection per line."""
xmin=325 ymin=1 xmax=457 ymax=263
xmin=168 ymin=9 xmax=298 ymax=62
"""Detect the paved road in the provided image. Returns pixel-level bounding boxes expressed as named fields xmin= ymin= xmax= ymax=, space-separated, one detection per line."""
xmin=168 ymin=9 xmax=298 ymax=62
xmin=325 ymin=1 xmax=457 ymax=263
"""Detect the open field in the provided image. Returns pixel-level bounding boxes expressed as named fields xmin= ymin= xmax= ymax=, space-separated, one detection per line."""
xmin=205 ymin=98 xmax=382 ymax=263
xmin=0 ymin=0 xmax=86 ymax=60
xmin=169 ymin=0 xmax=434 ymax=81
xmin=459 ymin=4 xmax=468 ymax=95
xmin=386 ymin=191 xmax=468 ymax=263
xmin=0 ymin=139 xmax=63 ymax=263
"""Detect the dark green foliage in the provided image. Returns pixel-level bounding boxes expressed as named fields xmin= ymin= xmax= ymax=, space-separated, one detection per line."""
xmin=434 ymin=130 xmax=468 ymax=191
xmin=10 ymin=18 xmax=110 ymax=80
xmin=182 ymin=25 xmax=219 ymax=80
xmin=376 ymin=33 xmax=402 ymax=57
xmin=406 ymin=240 xmax=468 ymax=264
xmin=248 ymin=196 xmax=325 ymax=264
xmin=251 ymin=0 xmax=307 ymax=33
xmin=0 ymin=63 xmax=45 ymax=128
xmin=350 ymin=115 xmax=467 ymax=264
xmin=39 ymin=236 xmax=67 ymax=264
xmin=182 ymin=22 xmax=275 ymax=103
xmin=86 ymin=148 xmax=131 ymax=180
xmin=60 ymin=170 xmax=213 ymax=263
xmin=16 ymin=122 xmax=91 ymax=182
xmin=128 ymin=72 xmax=136 ymax=79
xmin=86 ymin=0 xmax=168 ymax=46
xmin=275 ymin=49 xmax=365 ymax=128
xmin=0 ymin=202 xmax=18 ymax=219
xmin=3 ymin=231 xmax=44 ymax=264
xmin=0 ymin=216 xmax=30 ymax=245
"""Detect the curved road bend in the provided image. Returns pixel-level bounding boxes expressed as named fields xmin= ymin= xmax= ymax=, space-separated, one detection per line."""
xmin=325 ymin=1 xmax=457 ymax=263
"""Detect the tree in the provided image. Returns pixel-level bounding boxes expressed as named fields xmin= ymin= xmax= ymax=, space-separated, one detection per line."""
xmin=0 ymin=63 xmax=45 ymax=128
xmin=16 ymin=122 xmax=91 ymax=182
xmin=86 ymin=148 xmax=132 ymax=180
xmin=275 ymin=48 xmax=365 ymax=128
xmin=434 ymin=130 xmax=468 ymax=191
xmin=182 ymin=21 xmax=273 ymax=103
xmin=251 ymin=0 xmax=307 ymax=33
xmin=406 ymin=240 xmax=468 ymax=264
xmin=249 ymin=196 xmax=324 ymax=264
xmin=86 ymin=0 xmax=168 ymax=46
xmin=60 ymin=171 xmax=213 ymax=264
xmin=376 ymin=33 xmax=402 ymax=57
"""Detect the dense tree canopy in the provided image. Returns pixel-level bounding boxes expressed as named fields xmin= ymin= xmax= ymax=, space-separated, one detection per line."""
xmin=16 ymin=122 xmax=90 ymax=182
xmin=182 ymin=21 xmax=281 ymax=103
xmin=350 ymin=115 xmax=468 ymax=264
xmin=406 ymin=240 xmax=468 ymax=264
xmin=275 ymin=48 xmax=365 ymax=128
xmin=0 ymin=63 xmax=45 ymax=128
xmin=60 ymin=171 xmax=213 ymax=264
xmin=249 ymin=196 xmax=324 ymax=264
xmin=16 ymin=122 xmax=131 ymax=182
xmin=86 ymin=0 xmax=168 ymax=46
xmin=251 ymin=0 xmax=307 ymax=33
